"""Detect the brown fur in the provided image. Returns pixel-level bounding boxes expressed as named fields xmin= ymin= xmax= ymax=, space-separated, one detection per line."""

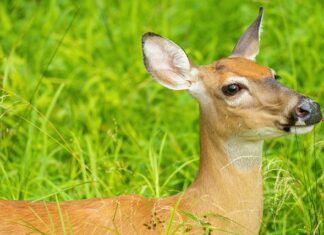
xmin=215 ymin=57 xmax=273 ymax=80
xmin=0 ymin=56 xmax=299 ymax=235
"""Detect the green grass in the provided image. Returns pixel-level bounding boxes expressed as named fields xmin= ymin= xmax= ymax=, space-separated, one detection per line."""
xmin=0 ymin=0 xmax=323 ymax=234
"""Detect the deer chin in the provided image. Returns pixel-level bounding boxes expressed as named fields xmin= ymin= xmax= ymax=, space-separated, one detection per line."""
xmin=287 ymin=125 xmax=314 ymax=134
xmin=278 ymin=122 xmax=314 ymax=134
xmin=236 ymin=127 xmax=287 ymax=141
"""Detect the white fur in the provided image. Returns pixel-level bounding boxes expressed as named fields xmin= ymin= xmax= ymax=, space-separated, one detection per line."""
xmin=291 ymin=125 xmax=314 ymax=134
xmin=190 ymin=67 xmax=199 ymax=77
xmin=189 ymin=80 xmax=212 ymax=106
xmin=270 ymin=69 xmax=276 ymax=77
xmin=225 ymin=91 xmax=251 ymax=107
xmin=295 ymin=119 xmax=306 ymax=126
xmin=223 ymin=124 xmax=313 ymax=170
xmin=223 ymin=76 xmax=252 ymax=107
xmin=223 ymin=128 xmax=283 ymax=170
xmin=225 ymin=76 xmax=249 ymax=87
xmin=223 ymin=137 xmax=263 ymax=170
xmin=249 ymin=52 xmax=258 ymax=61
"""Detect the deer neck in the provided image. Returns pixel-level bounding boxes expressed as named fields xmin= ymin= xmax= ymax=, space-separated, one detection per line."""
xmin=194 ymin=107 xmax=264 ymax=179
xmin=184 ymin=107 xmax=264 ymax=231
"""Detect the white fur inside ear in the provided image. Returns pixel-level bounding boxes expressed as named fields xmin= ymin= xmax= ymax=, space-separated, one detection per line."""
xmin=143 ymin=36 xmax=192 ymax=90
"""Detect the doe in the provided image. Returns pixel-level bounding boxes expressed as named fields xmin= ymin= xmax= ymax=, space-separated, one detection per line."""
xmin=0 ymin=7 xmax=322 ymax=235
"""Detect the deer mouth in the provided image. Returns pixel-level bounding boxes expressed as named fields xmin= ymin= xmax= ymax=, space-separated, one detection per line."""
xmin=284 ymin=125 xmax=314 ymax=134
xmin=278 ymin=98 xmax=322 ymax=134
xmin=278 ymin=123 xmax=315 ymax=134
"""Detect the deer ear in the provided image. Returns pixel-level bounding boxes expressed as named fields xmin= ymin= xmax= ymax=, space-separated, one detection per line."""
xmin=142 ymin=32 xmax=193 ymax=90
xmin=231 ymin=7 xmax=264 ymax=61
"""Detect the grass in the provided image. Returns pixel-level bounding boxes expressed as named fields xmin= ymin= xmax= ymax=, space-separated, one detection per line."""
xmin=0 ymin=0 xmax=323 ymax=234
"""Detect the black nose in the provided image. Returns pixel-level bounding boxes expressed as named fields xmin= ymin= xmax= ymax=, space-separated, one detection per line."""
xmin=293 ymin=97 xmax=322 ymax=125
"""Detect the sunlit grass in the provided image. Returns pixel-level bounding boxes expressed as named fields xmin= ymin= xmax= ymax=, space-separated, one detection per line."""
xmin=0 ymin=0 xmax=323 ymax=234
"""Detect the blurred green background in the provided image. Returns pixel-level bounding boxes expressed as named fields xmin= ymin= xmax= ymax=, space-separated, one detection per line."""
xmin=0 ymin=0 xmax=323 ymax=234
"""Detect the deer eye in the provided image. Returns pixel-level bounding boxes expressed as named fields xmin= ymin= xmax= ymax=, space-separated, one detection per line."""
xmin=222 ymin=84 xmax=242 ymax=96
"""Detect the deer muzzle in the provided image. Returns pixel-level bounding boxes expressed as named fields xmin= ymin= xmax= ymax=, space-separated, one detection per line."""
xmin=292 ymin=96 xmax=322 ymax=126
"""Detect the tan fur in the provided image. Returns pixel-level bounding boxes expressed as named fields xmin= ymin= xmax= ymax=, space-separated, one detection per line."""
xmin=0 ymin=132 xmax=263 ymax=235
xmin=0 ymin=56 xmax=299 ymax=235
xmin=0 ymin=120 xmax=263 ymax=235
xmin=2 ymin=6 xmax=320 ymax=231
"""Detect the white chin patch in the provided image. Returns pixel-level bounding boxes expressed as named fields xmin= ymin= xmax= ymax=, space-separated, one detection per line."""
xmin=290 ymin=125 xmax=314 ymax=134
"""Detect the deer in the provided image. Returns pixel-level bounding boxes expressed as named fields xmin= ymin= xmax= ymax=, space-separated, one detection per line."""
xmin=0 ymin=7 xmax=322 ymax=235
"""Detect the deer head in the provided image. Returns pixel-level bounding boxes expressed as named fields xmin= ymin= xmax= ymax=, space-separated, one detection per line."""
xmin=142 ymin=8 xmax=322 ymax=169
xmin=142 ymin=7 xmax=322 ymax=138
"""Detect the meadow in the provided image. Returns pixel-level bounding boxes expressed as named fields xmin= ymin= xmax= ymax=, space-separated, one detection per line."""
xmin=0 ymin=0 xmax=323 ymax=234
